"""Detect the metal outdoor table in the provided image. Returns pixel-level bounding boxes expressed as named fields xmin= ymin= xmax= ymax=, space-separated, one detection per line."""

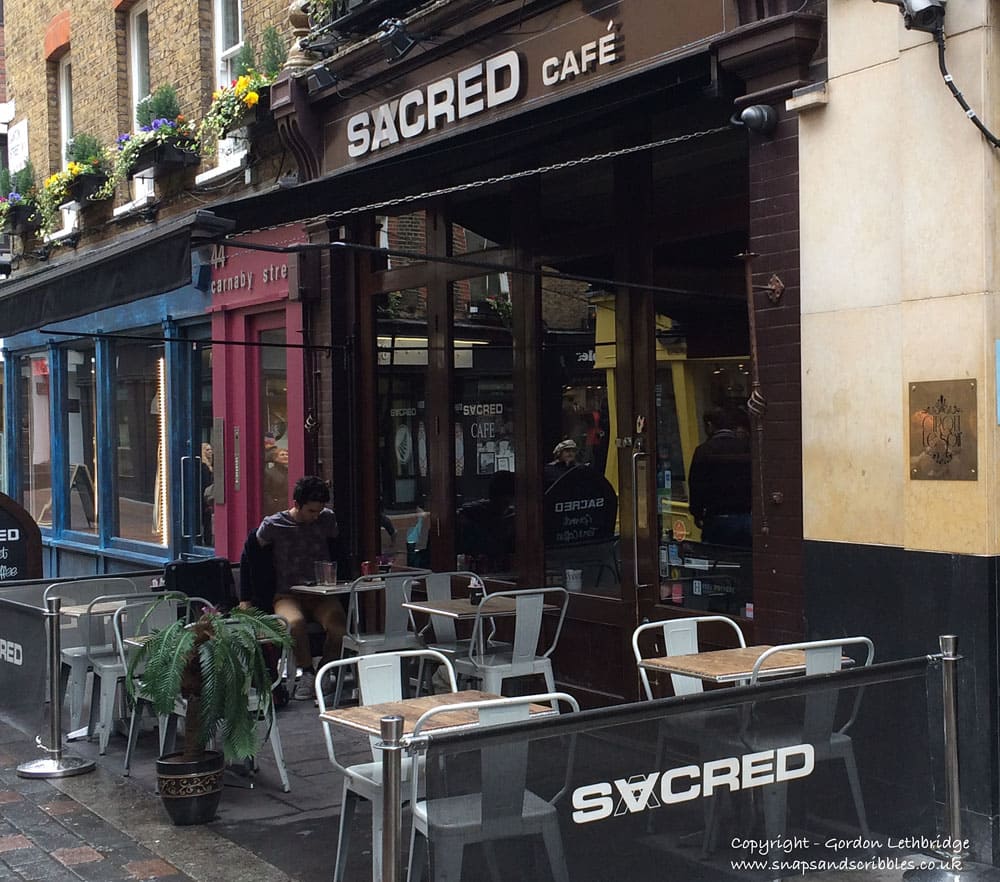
xmin=290 ymin=579 xmax=385 ymax=597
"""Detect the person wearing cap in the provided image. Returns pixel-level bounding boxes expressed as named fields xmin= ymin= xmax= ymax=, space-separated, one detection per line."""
xmin=544 ymin=438 xmax=578 ymax=487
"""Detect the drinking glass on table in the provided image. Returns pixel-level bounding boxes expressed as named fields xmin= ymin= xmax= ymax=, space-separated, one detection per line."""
xmin=314 ymin=560 xmax=337 ymax=585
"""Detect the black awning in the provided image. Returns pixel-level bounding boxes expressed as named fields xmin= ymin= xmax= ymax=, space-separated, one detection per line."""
xmin=0 ymin=210 xmax=231 ymax=338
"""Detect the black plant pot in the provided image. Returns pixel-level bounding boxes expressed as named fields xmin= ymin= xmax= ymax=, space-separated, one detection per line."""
xmin=6 ymin=203 xmax=41 ymax=236
xmin=67 ymin=172 xmax=109 ymax=204
xmin=131 ymin=141 xmax=201 ymax=177
xmin=156 ymin=750 xmax=225 ymax=826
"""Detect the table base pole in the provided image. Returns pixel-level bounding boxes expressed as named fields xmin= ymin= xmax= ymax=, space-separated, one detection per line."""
xmin=17 ymin=756 xmax=96 ymax=779
xmin=905 ymin=861 xmax=1000 ymax=882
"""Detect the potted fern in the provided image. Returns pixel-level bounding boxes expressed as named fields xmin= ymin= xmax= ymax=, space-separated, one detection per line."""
xmin=127 ymin=604 xmax=291 ymax=825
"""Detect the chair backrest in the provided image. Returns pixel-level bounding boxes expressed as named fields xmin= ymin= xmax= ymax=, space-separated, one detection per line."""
xmin=411 ymin=692 xmax=579 ymax=831
xmin=45 ymin=577 xmax=139 ymax=652
xmin=113 ymin=592 xmax=194 ymax=670
xmin=420 ymin=571 xmax=482 ymax=644
xmin=749 ymin=636 xmax=875 ymax=685
xmin=749 ymin=637 xmax=874 ymax=746
xmin=315 ymin=650 xmax=457 ymax=768
xmin=470 ymin=587 xmax=569 ymax=665
xmin=632 ymin=615 xmax=746 ymax=699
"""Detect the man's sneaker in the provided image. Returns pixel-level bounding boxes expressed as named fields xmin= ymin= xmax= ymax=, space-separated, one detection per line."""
xmin=294 ymin=669 xmax=316 ymax=701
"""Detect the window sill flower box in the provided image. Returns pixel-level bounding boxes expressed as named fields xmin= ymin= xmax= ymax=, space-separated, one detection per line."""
xmin=67 ymin=172 xmax=110 ymax=205
xmin=131 ymin=141 xmax=201 ymax=177
xmin=5 ymin=203 xmax=42 ymax=236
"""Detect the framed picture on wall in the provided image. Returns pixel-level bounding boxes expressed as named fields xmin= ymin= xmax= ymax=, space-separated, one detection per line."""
xmin=478 ymin=451 xmax=496 ymax=475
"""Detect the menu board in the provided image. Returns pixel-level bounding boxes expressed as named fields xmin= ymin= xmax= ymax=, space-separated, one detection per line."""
xmin=0 ymin=492 xmax=42 ymax=582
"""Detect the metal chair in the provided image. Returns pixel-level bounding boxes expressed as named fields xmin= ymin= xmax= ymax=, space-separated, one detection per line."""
xmin=331 ymin=571 xmax=429 ymax=708
xmin=631 ymin=615 xmax=746 ymax=698
xmin=44 ymin=577 xmax=139 ymax=732
xmin=115 ymin=592 xmax=206 ymax=774
xmin=316 ymin=649 xmax=458 ymax=882
xmin=699 ymin=636 xmax=876 ymax=856
xmin=452 ymin=587 xmax=569 ymax=697
xmin=243 ymin=614 xmax=293 ymax=793
xmin=406 ymin=692 xmax=579 ymax=882
xmin=89 ymin=591 xmax=193 ymax=756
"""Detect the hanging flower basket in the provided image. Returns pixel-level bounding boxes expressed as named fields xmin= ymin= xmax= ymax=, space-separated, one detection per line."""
xmin=7 ymin=203 xmax=42 ymax=236
xmin=131 ymin=140 xmax=201 ymax=176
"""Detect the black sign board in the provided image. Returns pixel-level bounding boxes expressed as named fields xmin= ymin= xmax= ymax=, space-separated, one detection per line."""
xmin=543 ymin=466 xmax=617 ymax=546
xmin=0 ymin=492 xmax=42 ymax=582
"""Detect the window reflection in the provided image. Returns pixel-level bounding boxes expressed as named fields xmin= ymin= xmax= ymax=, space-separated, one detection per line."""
xmin=19 ymin=354 xmax=52 ymax=525
xmin=194 ymin=341 xmax=215 ymax=546
xmin=67 ymin=345 xmax=97 ymax=533
xmin=114 ymin=339 xmax=167 ymax=545
xmin=261 ymin=329 xmax=288 ymax=517
xmin=542 ymin=277 xmax=617 ymax=596
xmin=377 ymin=297 xmax=430 ymax=568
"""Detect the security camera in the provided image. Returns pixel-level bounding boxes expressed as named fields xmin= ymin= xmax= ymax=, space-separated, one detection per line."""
xmin=872 ymin=0 xmax=946 ymax=34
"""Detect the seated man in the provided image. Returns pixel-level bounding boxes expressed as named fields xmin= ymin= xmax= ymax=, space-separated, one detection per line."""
xmin=241 ymin=475 xmax=346 ymax=700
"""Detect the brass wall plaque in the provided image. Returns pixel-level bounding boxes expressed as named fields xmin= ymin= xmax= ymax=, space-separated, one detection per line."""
xmin=909 ymin=379 xmax=978 ymax=480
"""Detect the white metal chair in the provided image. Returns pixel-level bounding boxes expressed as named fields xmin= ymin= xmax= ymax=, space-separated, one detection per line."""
xmin=452 ymin=588 xmax=569 ymax=697
xmin=316 ymin=649 xmax=458 ymax=882
xmin=241 ymin=614 xmax=293 ymax=793
xmin=89 ymin=591 xmax=191 ymax=756
xmin=631 ymin=615 xmax=746 ymax=698
xmin=406 ymin=692 xmax=580 ymax=882
xmin=744 ymin=636 xmax=875 ymax=845
xmin=44 ymin=577 xmax=139 ymax=732
xmin=332 ymin=572 xmax=429 ymax=707
xmin=115 ymin=592 xmax=205 ymax=774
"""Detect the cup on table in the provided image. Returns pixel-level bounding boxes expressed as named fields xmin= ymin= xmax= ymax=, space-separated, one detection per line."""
xmin=314 ymin=560 xmax=337 ymax=585
xmin=565 ymin=569 xmax=583 ymax=592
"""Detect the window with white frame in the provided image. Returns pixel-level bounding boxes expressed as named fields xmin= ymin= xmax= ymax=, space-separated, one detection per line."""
xmin=215 ymin=0 xmax=243 ymax=87
xmin=129 ymin=2 xmax=150 ymax=132
xmin=58 ymin=54 xmax=73 ymax=166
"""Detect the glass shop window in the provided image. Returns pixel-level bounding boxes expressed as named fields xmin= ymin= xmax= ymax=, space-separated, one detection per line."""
xmin=113 ymin=338 xmax=167 ymax=545
xmin=376 ymin=291 xmax=430 ymax=568
xmin=66 ymin=344 xmax=98 ymax=534
xmin=18 ymin=354 xmax=52 ymax=525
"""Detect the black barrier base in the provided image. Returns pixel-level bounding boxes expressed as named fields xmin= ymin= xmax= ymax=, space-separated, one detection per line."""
xmin=17 ymin=756 xmax=96 ymax=779
xmin=905 ymin=863 xmax=1000 ymax=882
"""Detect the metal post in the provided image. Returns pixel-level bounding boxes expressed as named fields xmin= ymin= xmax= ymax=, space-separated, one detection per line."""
xmin=17 ymin=597 xmax=95 ymax=779
xmin=379 ymin=714 xmax=404 ymax=882
xmin=904 ymin=636 xmax=1000 ymax=881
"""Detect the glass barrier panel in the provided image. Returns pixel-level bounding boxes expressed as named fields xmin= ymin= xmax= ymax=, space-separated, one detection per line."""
xmin=417 ymin=659 xmax=936 ymax=881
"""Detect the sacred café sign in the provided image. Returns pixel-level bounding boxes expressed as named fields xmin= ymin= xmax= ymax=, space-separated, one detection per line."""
xmin=320 ymin=0 xmax=730 ymax=172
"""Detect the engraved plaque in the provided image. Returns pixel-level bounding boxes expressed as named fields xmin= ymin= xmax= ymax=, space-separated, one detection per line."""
xmin=909 ymin=380 xmax=978 ymax=480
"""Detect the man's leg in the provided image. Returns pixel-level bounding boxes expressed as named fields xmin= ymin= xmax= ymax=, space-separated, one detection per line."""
xmin=273 ymin=595 xmax=316 ymax=700
xmin=310 ymin=595 xmax=347 ymax=666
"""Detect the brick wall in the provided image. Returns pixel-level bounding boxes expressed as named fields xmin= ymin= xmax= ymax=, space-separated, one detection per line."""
xmin=747 ymin=105 xmax=804 ymax=644
xmin=3 ymin=0 xmax=290 ymax=247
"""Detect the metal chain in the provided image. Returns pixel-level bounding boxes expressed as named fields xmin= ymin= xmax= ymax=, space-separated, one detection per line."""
xmin=236 ymin=125 xmax=733 ymax=235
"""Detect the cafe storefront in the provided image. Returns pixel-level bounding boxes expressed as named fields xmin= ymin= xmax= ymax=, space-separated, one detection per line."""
xmin=241 ymin=0 xmax=824 ymax=704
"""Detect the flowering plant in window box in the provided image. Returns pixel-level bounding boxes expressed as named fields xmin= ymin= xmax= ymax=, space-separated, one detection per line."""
xmin=0 ymin=163 xmax=41 ymax=236
xmin=38 ymin=134 xmax=114 ymax=232
xmin=199 ymin=71 xmax=274 ymax=151
xmin=101 ymin=85 xmax=201 ymax=197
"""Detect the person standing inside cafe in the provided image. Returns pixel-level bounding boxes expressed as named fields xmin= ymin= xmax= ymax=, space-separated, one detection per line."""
xmin=687 ymin=407 xmax=752 ymax=547
xmin=544 ymin=438 xmax=579 ymax=488
xmin=243 ymin=475 xmax=346 ymax=701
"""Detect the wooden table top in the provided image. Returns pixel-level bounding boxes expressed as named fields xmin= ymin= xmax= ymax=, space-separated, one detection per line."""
xmin=320 ymin=689 xmax=553 ymax=736
xmin=60 ymin=600 xmax=126 ymax=618
xmin=401 ymin=596 xmax=520 ymax=620
xmin=639 ymin=645 xmax=813 ymax=684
